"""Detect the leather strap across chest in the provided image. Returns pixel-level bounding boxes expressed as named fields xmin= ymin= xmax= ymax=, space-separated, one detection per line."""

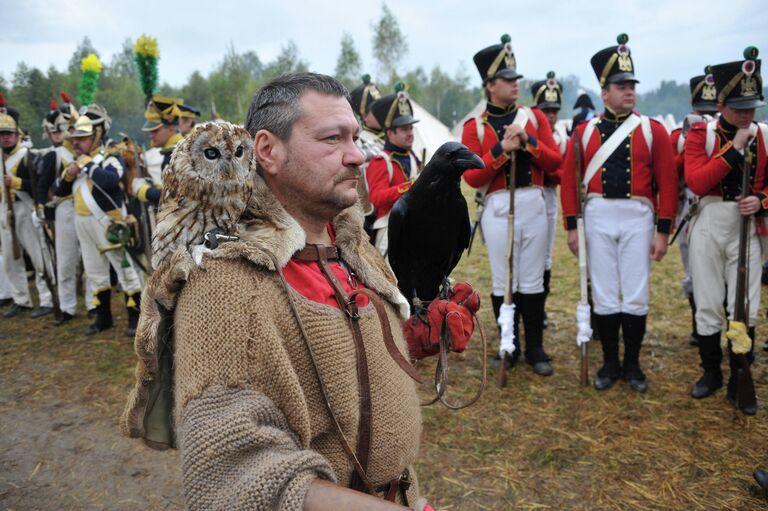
xmin=283 ymin=244 xmax=421 ymax=495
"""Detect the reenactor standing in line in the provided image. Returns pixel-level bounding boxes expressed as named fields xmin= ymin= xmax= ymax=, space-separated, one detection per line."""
xmin=685 ymin=47 xmax=766 ymax=415
xmin=462 ymin=34 xmax=562 ymax=376
xmin=366 ymin=82 xmax=421 ymax=256
xmin=560 ymin=34 xmax=677 ymax=393
xmin=177 ymin=103 xmax=201 ymax=136
xmin=58 ymin=105 xmax=143 ymax=337
xmin=0 ymin=95 xmax=55 ymax=318
xmin=530 ymin=71 xmax=568 ymax=327
xmin=668 ymin=67 xmax=719 ymax=346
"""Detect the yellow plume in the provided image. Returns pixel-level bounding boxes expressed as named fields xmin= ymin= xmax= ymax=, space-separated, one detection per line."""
xmin=134 ymin=35 xmax=160 ymax=58
xmin=80 ymin=53 xmax=103 ymax=73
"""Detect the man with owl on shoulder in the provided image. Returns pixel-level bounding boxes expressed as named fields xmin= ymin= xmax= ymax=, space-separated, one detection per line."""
xmin=168 ymin=73 xmax=477 ymax=510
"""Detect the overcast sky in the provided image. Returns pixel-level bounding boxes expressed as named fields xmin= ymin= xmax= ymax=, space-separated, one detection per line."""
xmin=2 ymin=0 xmax=766 ymax=93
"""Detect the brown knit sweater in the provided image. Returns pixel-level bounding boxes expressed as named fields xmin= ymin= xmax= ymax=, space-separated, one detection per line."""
xmin=139 ymin=174 xmax=422 ymax=509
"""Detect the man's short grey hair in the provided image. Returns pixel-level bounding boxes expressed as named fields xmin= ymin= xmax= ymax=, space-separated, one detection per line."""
xmin=245 ymin=72 xmax=350 ymax=140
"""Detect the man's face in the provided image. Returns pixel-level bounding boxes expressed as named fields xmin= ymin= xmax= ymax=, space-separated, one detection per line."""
xmin=178 ymin=117 xmax=194 ymax=136
xmin=387 ymin=124 xmax=415 ymax=150
xmin=602 ymin=82 xmax=636 ymax=114
xmin=541 ymin=108 xmax=560 ymax=129
xmin=0 ymin=131 xmax=18 ymax=149
xmin=71 ymin=135 xmax=95 ymax=156
xmin=50 ymin=131 xmax=64 ymax=144
xmin=486 ymin=77 xmax=519 ymax=106
xmin=270 ymin=91 xmax=365 ymax=220
xmin=149 ymin=124 xmax=176 ymax=148
xmin=719 ymin=105 xmax=756 ymax=129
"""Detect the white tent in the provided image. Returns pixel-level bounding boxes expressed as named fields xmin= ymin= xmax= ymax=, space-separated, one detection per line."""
xmin=411 ymin=101 xmax=457 ymax=163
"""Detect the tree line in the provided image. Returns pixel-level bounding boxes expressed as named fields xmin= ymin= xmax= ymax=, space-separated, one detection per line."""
xmin=3 ymin=4 xmax=762 ymax=148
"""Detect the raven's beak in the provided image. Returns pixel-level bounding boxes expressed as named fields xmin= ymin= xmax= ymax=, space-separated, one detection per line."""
xmin=454 ymin=146 xmax=485 ymax=171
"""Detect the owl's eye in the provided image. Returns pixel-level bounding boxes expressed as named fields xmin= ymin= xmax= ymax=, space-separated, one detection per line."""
xmin=204 ymin=148 xmax=220 ymax=160
xmin=234 ymin=145 xmax=244 ymax=158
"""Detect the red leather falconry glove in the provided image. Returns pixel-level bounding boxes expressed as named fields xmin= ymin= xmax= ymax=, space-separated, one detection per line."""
xmin=402 ymin=282 xmax=480 ymax=360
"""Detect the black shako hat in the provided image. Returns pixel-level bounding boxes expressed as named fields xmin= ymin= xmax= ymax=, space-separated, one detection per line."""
xmin=591 ymin=33 xmax=639 ymax=88
xmin=689 ymin=66 xmax=718 ymax=113
xmin=370 ymin=82 xmax=419 ymax=130
xmin=711 ymin=47 xmax=765 ymax=110
xmin=531 ymin=71 xmax=563 ymax=110
xmin=349 ymin=74 xmax=382 ymax=118
xmin=473 ymin=34 xmax=523 ymax=83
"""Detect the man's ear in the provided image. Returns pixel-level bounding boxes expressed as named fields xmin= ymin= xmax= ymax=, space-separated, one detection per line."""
xmin=253 ymin=130 xmax=285 ymax=177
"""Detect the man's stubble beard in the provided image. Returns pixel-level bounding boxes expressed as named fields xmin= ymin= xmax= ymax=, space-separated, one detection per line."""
xmin=281 ymin=153 xmax=360 ymax=220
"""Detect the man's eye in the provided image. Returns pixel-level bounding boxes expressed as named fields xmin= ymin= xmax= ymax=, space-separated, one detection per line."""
xmin=326 ymin=135 xmax=341 ymax=142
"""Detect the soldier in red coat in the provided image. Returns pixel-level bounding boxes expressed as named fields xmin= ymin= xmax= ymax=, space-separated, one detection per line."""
xmin=461 ymin=34 xmax=562 ymax=376
xmin=560 ymin=34 xmax=677 ymax=393
xmin=365 ymin=83 xmax=421 ymax=256
xmin=530 ymin=71 xmax=568 ymax=327
xmin=684 ymin=47 xmax=767 ymax=414
xmin=669 ymin=67 xmax=719 ymax=348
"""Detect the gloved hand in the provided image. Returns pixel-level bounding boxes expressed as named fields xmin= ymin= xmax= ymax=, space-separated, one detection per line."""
xmin=30 ymin=210 xmax=42 ymax=229
xmin=131 ymin=177 xmax=148 ymax=197
xmin=403 ymin=282 xmax=480 ymax=360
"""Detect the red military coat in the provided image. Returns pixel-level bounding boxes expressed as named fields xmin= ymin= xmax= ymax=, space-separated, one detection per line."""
xmin=366 ymin=147 xmax=418 ymax=219
xmin=684 ymin=118 xmax=768 ymax=206
xmin=560 ymin=113 xmax=678 ymax=233
xmin=461 ymin=106 xmax=562 ymax=194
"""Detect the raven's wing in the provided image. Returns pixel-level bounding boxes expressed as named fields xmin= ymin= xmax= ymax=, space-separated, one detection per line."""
xmin=387 ymin=196 xmax=407 ymax=281
xmin=447 ymin=197 xmax=471 ymax=276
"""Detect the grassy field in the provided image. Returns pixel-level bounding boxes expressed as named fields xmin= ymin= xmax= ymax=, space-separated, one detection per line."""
xmin=1 ymin=186 xmax=768 ymax=510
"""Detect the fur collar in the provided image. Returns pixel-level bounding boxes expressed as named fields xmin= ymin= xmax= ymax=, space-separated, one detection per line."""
xmin=209 ymin=173 xmax=410 ymax=319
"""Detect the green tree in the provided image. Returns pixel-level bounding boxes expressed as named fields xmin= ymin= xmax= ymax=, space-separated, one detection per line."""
xmin=371 ymin=3 xmax=408 ymax=82
xmin=334 ymin=33 xmax=362 ymax=90
xmin=262 ymin=40 xmax=309 ymax=82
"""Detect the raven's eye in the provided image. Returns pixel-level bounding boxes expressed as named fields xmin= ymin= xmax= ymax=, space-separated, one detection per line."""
xmin=234 ymin=145 xmax=244 ymax=158
xmin=204 ymin=148 xmax=220 ymax=160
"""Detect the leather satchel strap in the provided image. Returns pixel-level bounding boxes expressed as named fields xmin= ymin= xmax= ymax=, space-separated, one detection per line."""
xmin=292 ymin=244 xmax=340 ymax=262
xmin=268 ymin=251 xmax=374 ymax=491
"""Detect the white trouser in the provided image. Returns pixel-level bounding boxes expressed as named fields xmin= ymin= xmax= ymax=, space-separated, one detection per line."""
xmin=585 ymin=198 xmax=654 ymax=316
xmin=0 ymin=253 xmax=13 ymax=299
xmin=543 ymin=186 xmax=558 ymax=271
xmin=74 ymin=214 xmax=142 ymax=301
xmin=688 ymin=201 xmax=761 ymax=336
xmin=482 ymin=187 xmax=547 ymax=296
xmin=0 ymin=200 xmax=53 ymax=307
xmin=55 ymin=200 xmax=92 ymax=315
xmin=676 ymin=188 xmax=695 ymax=296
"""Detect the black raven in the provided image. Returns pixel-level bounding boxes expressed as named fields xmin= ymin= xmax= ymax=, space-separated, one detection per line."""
xmin=387 ymin=141 xmax=484 ymax=308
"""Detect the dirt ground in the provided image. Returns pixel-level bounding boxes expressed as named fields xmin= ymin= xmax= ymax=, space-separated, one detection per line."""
xmin=0 ymin=313 xmax=182 ymax=511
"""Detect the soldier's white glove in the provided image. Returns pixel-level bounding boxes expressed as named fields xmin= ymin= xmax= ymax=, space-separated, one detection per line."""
xmin=131 ymin=177 xmax=148 ymax=197
xmin=31 ymin=211 xmax=42 ymax=229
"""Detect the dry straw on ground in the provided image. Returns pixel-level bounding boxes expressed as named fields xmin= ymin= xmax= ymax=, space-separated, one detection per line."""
xmin=1 ymin=184 xmax=767 ymax=510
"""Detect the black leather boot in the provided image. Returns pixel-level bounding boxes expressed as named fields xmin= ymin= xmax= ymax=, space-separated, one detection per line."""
xmin=520 ymin=292 xmax=552 ymax=376
xmin=126 ymin=292 xmax=141 ymax=337
xmin=687 ymin=293 xmax=700 ymax=346
xmin=622 ymin=313 xmax=648 ymax=393
xmin=691 ymin=333 xmax=723 ymax=399
xmin=726 ymin=327 xmax=756 ymax=415
xmin=85 ymin=289 xmax=113 ymax=336
xmin=542 ymin=269 xmax=551 ymax=329
xmin=594 ymin=313 xmax=621 ymax=390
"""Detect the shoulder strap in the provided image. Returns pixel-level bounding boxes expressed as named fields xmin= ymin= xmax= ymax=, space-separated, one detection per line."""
xmin=383 ymin=152 xmax=394 ymax=184
xmin=758 ymin=122 xmax=768 ymax=156
xmin=475 ymin=116 xmax=484 ymax=145
xmin=677 ymin=131 xmax=685 ymax=154
xmin=583 ymin=114 xmax=643 ymax=187
xmin=521 ymin=106 xmax=538 ymax=130
xmin=640 ymin=115 xmax=652 ymax=154
xmin=705 ymin=120 xmax=718 ymax=158
xmin=581 ymin=118 xmax=600 ymax=154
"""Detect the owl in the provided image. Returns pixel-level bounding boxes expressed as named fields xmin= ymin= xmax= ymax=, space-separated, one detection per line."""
xmin=151 ymin=121 xmax=255 ymax=270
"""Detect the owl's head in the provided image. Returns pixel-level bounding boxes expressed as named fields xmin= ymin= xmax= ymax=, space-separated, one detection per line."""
xmin=165 ymin=121 xmax=254 ymax=197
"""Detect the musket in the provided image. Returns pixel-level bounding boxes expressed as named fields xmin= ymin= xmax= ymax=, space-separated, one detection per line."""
xmin=732 ymin=149 xmax=757 ymax=412
xmin=25 ymin=152 xmax=61 ymax=319
xmin=1 ymin=149 xmax=21 ymax=259
xmin=497 ymin=150 xmax=516 ymax=388
xmin=574 ymin=130 xmax=590 ymax=386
